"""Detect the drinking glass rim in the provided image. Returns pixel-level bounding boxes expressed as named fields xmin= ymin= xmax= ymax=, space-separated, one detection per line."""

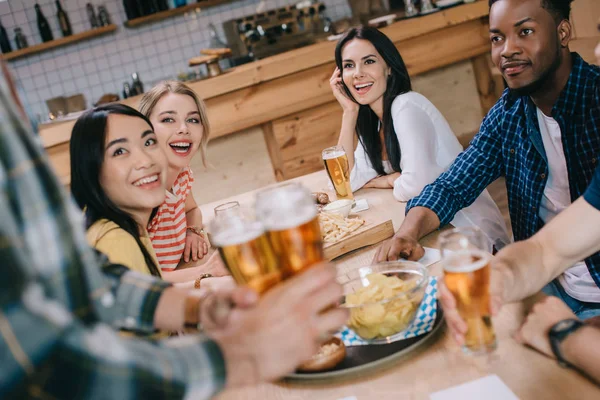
xmin=214 ymin=201 xmax=240 ymax=214
xmin=438 ymin=226 xmax=483 ymax=243
xmin=322 ymin=145 xmax=345 ymax=156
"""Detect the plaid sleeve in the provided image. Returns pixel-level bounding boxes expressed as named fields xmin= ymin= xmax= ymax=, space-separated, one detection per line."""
xmin=406 ymin=110 xmax=505 ymax=225
xmin=0 ymin=290 xmax=225 ymax=399
xmin=98 ymin=257 xmax=172 ymax=334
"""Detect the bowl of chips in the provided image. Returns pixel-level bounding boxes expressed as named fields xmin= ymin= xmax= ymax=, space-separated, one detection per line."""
xmin=341 ymin=261 xmax=428 ymax=343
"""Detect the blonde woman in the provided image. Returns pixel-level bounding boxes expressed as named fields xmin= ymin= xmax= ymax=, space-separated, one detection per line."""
xmin=140 ymin=81 xmax=229 ymax=283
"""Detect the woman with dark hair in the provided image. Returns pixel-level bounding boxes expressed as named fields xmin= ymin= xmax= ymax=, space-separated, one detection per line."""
xmin=70 ymin=104 xmax=167 ymax=277
xmin=331 ymin=27 xmax=509 ymax=250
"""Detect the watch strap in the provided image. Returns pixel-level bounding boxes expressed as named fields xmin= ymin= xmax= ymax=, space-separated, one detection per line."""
xmin=549 ymin=318 xmax=584 ymax=368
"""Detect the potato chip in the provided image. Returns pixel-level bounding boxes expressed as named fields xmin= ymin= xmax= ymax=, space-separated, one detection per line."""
xmin=346 ymin=273 xmax=419 ymax=339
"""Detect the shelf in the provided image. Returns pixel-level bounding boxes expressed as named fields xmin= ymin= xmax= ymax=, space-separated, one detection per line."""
xmin=2 ymin=25 xmax=118 ymax=62
xmin=124 ymin=0 xmax=232 ymax=28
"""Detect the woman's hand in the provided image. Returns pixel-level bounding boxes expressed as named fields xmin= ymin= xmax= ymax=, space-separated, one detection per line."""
xmin=184 ymin=229 xmax=209 ymax=262
xmin=364 ymin=172 xmax=401 ymax=189
xmin=330 ymin=67 xmax=359 ymax=114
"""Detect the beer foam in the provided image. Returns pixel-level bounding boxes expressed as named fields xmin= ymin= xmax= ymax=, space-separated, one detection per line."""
xmin=442 ymin=249 xmax=491 ymax=273
xmin=262 ymin=205 xmax=316 ymax=231
xmin=322 ymin=150 xmax=346 ymax=160
xmin=211 ymin=225 xmax=263 ymax=247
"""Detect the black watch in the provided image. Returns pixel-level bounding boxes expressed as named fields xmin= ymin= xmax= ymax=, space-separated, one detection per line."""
xmin=549 ymin=318 xmax=585 ymax=368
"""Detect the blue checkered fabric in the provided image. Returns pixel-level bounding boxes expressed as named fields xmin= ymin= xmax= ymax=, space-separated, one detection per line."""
xmin=338 ymin=277 xmax=438 ymax=346
xmin=407 ymin=53 xmax=600 ymax=288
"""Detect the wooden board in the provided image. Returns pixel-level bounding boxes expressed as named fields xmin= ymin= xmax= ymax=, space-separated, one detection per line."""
xmin=200 ymin=171 xmax=405 ymax=262
xmin=324 ymin=219 xmax=394 ymax=261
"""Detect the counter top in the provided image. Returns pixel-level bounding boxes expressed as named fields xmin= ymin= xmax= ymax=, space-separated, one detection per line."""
xmin=38 ymin=1 xmax=490 ymax=150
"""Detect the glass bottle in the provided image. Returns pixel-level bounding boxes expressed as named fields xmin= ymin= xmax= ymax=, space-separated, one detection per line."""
xmin=56 ymin=0 xmax=72 ymax=36
xmin=0 ymin=20 xmax=12 ymax=53
xmin=98 ymin=6 xmax=111 ymax=26
xmin=35 ymin=3 xmax=54 ymax=42
xmin=131 ymin=72 xmax=144 ymax=95
xmin=14 ymin=28 xmax=29 ymax=50
xmin=86 ymin=3 xmax=99 ymax=28
xmin=174 ymin=0 xmax=187 ymax=8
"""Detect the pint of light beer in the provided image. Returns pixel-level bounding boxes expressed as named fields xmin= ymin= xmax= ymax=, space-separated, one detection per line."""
xmin=256 ymin=183 xmax=324 ymax=277
xmin=322 ymin=145 xmax=353 ymax=200
xmin=210 ymin=212 xmax=282 ymax=294
xmin=439 ymin=227 xmax=497 ymax=355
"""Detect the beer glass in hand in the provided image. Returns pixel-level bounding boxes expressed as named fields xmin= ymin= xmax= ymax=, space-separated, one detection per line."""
xmin=439 ymin=227 xmax=497 ymax=355
xmin=210 ymin=211 xmax=282 ymax=294
xmin=322 ymin=145 xmax=353 ymax=200
xmin=255 ymin=183 xmax=324 ymax=277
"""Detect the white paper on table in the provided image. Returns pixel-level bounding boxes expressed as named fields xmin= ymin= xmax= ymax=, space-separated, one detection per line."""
xmin=351 ymin=198 xmax=369 ymax=213
xmin=400 ymin=247 xmax=441 ymax=267
xmin=430 ymin=375 xmax=519 ymax=400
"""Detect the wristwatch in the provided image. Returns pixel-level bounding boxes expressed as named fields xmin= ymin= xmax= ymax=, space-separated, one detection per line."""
xmin=549 ymin=318 xmax=585 ymax=368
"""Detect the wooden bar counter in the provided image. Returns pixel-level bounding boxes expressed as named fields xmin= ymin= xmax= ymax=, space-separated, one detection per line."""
xmin=200 ymin=171 xmax=600 ymax=400
xmin=39 ymin=1 xmax=495 ymax=186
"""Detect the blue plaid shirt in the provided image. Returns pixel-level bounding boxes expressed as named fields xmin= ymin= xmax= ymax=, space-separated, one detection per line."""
xmin=0 ymin=73 xmax=225 ymax=397
xmin=408 ymin=53 xmax=600 ymax=287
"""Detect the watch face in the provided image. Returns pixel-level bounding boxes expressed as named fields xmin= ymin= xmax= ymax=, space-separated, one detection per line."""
xmin=554 ymin=319 xmax=577 ymax=333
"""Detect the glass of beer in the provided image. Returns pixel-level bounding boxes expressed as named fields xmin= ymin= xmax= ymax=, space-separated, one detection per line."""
xmin=214 ymin=201 xmax=240 ymax=216
xmin=439 ymin=227 xmax=497 ymax=355
xmin=210 ymin=210 xmax=282 ymax=295
xmin=255 ymin=182 xmax=324 ymax=277
xmin=322 ymin=145 xmax=353 ymax=200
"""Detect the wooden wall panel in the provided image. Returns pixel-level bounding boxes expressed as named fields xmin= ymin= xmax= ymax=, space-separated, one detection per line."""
xmin=571 ymin=0 xmax=600 ymax=39
xmin=271 ymin=101 xmax=342 ymax=180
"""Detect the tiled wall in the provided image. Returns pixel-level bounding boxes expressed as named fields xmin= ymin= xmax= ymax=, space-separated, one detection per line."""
xmin=1 ymin=0 xmax=352 ymax=121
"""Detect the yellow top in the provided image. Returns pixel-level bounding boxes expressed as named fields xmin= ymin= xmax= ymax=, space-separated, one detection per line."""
xmin=86 ymin=219 xmax=161 ymax=277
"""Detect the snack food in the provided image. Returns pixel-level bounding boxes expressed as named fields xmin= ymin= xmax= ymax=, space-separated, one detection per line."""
xmin=318 ymin=211 xmax=364 ymax=243
xmin=346 ymin=273 xmax=418 ymax=339
xmin=312 ymin=192 xmax=330 ymax=205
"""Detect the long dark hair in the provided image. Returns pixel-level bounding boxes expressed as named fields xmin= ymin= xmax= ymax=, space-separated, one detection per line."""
xmin=70 ymin=104 xmax=161 ymax=277
xmin=334 ymin=27 xmax=412 ymax=175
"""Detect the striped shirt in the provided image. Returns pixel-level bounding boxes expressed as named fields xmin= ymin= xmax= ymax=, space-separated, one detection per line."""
xmin=148 ymin=167 xmax=194 ymax=271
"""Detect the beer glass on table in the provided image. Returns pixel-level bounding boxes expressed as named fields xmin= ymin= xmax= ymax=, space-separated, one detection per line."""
xmin=214 ymin=201 xmax=240 ymax=216
xmin=210 ymin=210 xmax=282 ymax=294
xmin=439 ymin=227 xmax=497 ymax=355
xmin=255 ymin=183 xmax=324 ymax=277
xmin=322 ymin=145 xmax=353 ymax=201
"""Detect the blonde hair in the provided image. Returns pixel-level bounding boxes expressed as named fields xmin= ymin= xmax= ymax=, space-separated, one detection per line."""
xmin=139 ymin=81 xmax=210 ymax=167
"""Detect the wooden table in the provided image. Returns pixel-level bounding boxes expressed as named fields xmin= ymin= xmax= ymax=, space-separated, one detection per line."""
xmin=203 ymin=171 xmax=600 ymax=400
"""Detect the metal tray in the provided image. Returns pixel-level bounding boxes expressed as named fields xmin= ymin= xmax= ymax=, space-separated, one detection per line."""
xmin=287 ymin=302 xmax=445 ymax=380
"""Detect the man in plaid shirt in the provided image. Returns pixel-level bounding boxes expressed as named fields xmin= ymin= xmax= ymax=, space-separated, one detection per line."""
xmin=0 ymin=63 xmax=347 ymax=398
xmin=375 ymin=0 xmax=600 ymax=318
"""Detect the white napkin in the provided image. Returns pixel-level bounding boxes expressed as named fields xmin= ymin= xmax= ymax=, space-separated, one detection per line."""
xmin=403 ymin=247 xmax=441 ymax=267
xmin=430 ymin=375 xmax=519 ymax=400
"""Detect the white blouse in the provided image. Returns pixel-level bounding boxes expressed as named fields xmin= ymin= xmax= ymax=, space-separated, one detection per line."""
xmin=350 ymin=91 xmax=510 ymax=250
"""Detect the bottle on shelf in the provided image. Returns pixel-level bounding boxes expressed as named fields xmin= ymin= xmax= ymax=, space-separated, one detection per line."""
xmin=141 ymin=0 xmax=158 ymax=16
xmin=55 ymin=0 xmax=72 ymax=37
xmin=157 ymin=0 xmax=169 ymax=12
xmin=86 ymin=3 xmax=99 ymax=28
xmin=122 ymin=82 xmax=132 ymax=99
xmin=174 ymin=0 xmax=187 ymax=8
xmin=123 ymin=0 xmax=138 ymax=20
xmin=0 ymin=20 xmax=12 ymax=54
xmin=35 ymin=3 xmax=54 ymax=43
xmin=14 ymin=28 xmax=29 ymax=50
xmin=97 ymin=6 xmax=111 ymax=26
xmin=131 ymin=72 xmax=144 ymax=95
